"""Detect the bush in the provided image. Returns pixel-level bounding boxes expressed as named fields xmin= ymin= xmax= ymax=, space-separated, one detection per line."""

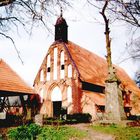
xmin=67 ymin=113 xmax=92 ymax=123
xmin=8 ymin=123 xmax=42 ymax=140
xmin=44 ymin=113 xmax=92 ymax=125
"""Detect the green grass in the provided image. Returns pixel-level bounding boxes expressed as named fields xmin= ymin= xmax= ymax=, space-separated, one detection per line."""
xmin=37 ymin=125 xmax=87 ymax=140
xmin=91 ymin=124 xmax=140 ymax=140
xmin=7 ymin=124 xmax=87 ymax=140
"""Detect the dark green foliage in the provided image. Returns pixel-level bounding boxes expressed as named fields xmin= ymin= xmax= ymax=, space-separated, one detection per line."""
xmin=44 ymin=113 xmax=92 ymax=125
xmin=8 ymin=123 xmax=42 ymax=140
xmin=67 ymin=113 xmax=92 ymax=123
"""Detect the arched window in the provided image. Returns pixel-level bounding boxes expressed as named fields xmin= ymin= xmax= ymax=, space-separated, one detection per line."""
xmin=40 ymin=69 xmax=44 ymax=81
xmin=47 ymin=55 xmax=50 ymax=81
xmin=68 ymin=64 xmax=72 ymax=78
xmin=67 ymin=86 xmax=72 ymax=103
xmin=47 ymin=54 xmax=50 ymax=67
xmin=53 ymin=48 xmax=57 ymax=80
xmin=51 ymin=86 xmax=62 ymax=101
xmin=60 ymin=51 xmax=65 ymax=79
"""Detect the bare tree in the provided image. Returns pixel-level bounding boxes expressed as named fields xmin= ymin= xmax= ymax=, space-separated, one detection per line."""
xmin=0 ymin=0 xmax=71 ymax=63
xmin=100 ymin=0 xmax=112 ymax=68
xmin=87 ymin=0 xmax=140 ymax=62
xmin=108 ymin=0 xmax=140 ymax=63
xmin=127 ymin=36 xmax=140 ymax=59
xmin=108 ymin=0 xmax=140 ymax=27
xmin=87 ymin=0 xmax=140 ymax=27
xmin=87 ymin=0 xmax=127 ymax=120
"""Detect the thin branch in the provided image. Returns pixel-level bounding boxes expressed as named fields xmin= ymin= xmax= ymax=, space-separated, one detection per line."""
xmin=0 ymin=32 xmax=24 ymax=64
xmin=87 ymin=0 xmax=101 ymax=10
xmin=0 ymin=16 xmax=25 ymax=27
xmin=100 ymin=0 xmax=109 ymax=34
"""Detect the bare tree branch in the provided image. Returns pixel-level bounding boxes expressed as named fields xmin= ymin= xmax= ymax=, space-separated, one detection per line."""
xmin=0 ymin=32 xmax=24 ymax=64
xmin=0 ymin=0 xmax=71 ymax=63
xmin=100 ymin=0 xmax=112 ymax=68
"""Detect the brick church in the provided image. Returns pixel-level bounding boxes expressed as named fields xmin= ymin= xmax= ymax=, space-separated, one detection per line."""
xmin=34 ymin=12 xmax=140 ymax=120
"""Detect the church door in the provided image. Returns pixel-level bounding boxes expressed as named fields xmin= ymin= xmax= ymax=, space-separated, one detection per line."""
xmin=51 ymin=86 xmax=62 ymax=118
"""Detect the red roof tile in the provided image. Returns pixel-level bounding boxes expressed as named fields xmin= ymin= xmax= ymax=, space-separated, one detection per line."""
xmin=66 ymin=41 xmax=140 ymax=97
xmin=0 ymin=59 xmax=34 ymax=95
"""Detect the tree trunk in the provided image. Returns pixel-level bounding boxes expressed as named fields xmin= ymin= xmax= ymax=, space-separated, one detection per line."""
xmin=101 ymin=0 xmax=126 ymax=120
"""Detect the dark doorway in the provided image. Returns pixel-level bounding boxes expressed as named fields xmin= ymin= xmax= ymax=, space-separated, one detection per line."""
xmin=53 ymin=101 xmax=62 ymax=118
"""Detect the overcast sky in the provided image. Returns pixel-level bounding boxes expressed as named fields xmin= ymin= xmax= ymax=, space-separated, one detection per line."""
xmin=0 ymin=2 xmax=138 ymax=87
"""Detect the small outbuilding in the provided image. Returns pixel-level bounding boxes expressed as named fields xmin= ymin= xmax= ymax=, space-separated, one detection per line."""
xmin=0 ymin=59 xmax=39 ymax=123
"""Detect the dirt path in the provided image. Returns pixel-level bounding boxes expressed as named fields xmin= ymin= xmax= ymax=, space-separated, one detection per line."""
xmin=70 ymin=123 xmax=115 ymax=140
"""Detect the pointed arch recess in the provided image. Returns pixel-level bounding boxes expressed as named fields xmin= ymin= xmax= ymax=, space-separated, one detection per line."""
xmin=67 ymin=86 xmax=72 ymax=103
xmin=47 ymin=54 xmax=50 ymax=81
xmin=53 ymin=48 xmax=57 ymax=80
xmin=51 ymin=86 xmax=62 ymax=101
xmin=40 ymin=69 xmax=44 ymax=81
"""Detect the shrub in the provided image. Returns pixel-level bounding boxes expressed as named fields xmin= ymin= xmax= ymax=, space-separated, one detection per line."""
xmin=8 ymin=123 xmax=42 ymax=140
xmin=67 ymin=113 xmax=92 ymax=123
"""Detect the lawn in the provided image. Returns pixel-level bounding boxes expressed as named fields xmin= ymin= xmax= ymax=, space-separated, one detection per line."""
xmin=7 ymin=123 xmax=87 ymax=140
xmin=91 ymin=123 xmax=140 ymax=140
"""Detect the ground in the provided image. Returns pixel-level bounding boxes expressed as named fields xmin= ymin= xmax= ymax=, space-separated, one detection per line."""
xmin=70 ymin=123 xmax=115 ymax=140
xmin=0 ymin=123 xmax=115 ymax=140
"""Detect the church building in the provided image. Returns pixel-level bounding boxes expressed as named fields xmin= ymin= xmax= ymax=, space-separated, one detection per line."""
xmin=33 ymin=12 xmax=140 ymax=120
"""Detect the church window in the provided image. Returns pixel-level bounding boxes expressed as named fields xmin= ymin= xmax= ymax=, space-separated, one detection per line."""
xmin=60 ymin=51 xmax=65 ymax=79
xmin=47 ymin=67 xmax=50 ymax=72
xmin=61 ymin=64 xmax=64 ymax=70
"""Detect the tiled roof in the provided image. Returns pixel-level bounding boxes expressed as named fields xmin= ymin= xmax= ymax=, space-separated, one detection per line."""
xmin=34 ymin=40 xmax=140 ymax=97
xmin=66 ymin=41 xmax=140 ymax=97
xmin=0 ymin=59 xmax=34 ymax=95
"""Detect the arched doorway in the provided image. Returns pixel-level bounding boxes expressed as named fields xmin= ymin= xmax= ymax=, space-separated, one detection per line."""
xmin=51 ymin=86 xmax=62 ymax=117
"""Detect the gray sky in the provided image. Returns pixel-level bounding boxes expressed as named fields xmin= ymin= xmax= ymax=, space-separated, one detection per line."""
xmin=0 ymin=2 xmax=138 ymax=86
